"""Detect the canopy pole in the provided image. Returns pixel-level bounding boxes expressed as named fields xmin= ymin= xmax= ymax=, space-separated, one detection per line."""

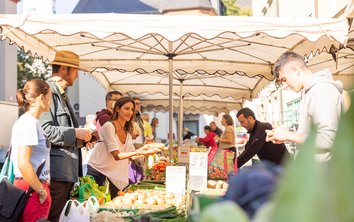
xmin=166 ymin=45 xmax=177 ymax=163
xmin=178 ymin=81 xmax=184 ymax=147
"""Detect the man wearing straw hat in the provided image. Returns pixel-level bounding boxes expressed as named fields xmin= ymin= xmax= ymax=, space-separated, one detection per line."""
xmin=39 ymin=50 xmax=92 ymax=222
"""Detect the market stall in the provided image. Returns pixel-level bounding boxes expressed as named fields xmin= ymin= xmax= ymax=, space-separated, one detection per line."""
xmin=0 ymin=13 xmax=349 ymax=160
xmin=0 ymin=13 xmax=351 ymax=221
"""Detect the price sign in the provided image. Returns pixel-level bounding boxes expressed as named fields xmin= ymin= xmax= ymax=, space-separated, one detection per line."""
xmin=166 ymin=166 xmax=186 ymax=200
xmin=189 ymin=152 xmax=208 ymax=191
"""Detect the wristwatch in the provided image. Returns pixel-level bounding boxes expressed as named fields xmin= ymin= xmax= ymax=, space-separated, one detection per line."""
xmin=38 ymin=188 xmax=45 ymax=196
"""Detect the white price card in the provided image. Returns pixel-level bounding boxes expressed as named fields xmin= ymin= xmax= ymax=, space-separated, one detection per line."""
xmin=189 ymin=152 xmax=208 ymax=191
xmin=166 ymin=166 xmax=186 ymax=200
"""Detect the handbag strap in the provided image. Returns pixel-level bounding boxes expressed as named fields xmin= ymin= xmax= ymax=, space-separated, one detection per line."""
xmin=6 ymin=140 xmax=47 ymax=193
xmin=6 ymin=141 xmax=46 ymax=179
xmin=27 ymin=160 xmax=46 ymax=194
xmin=5 ymin=141 xmax=12 ymax=162
xmin=2 ymin=142 xmax=13 ymax=179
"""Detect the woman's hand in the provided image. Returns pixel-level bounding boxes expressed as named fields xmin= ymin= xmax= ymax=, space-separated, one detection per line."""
xmin=136 ymin=147 xmax=148 ymax=155
xmin=136 ymin=147 xmax=159 ymax=155
xmin=143 ymin=148 xmax=160 ymax=155
xmin=38 ymin=188 xmax=48 ymax=204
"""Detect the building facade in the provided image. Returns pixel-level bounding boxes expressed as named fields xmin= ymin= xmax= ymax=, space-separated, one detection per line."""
xmin=251 ymin=0 xmax=349 ymax=129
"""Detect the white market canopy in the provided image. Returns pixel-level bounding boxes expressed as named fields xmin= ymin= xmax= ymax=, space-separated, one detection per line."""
xmin=307 ymin=4 xmax=354 ymax=91
xmin=0 ymin=13 xmax=349 ymax=76
xmin=0 ymin=13 xmax=350 ymax=152
xmin=91 ymin=68 xmax=258 ymax=115
xmin=307 ymin=46 xmax=354 ymax=90
xmin=125 ymin=92 xmax=243 ymax=116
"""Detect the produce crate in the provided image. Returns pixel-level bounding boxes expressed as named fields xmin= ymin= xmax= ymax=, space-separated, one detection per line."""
xmin=128 ymin=183 xmax=166 ymax=191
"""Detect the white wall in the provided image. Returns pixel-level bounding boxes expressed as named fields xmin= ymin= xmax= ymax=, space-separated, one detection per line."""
xmin=55 ymin=0 xmax=80 ymax=13
xmin=0 ymin=102 xmax=18 ymax=148
xmin=0 ymin=1 xmax=17 ymax=103
xmin=17 ymin=0 xmax=53 ymax=14
xmin=77 ymin=73 xmax=106 ymax=119
xmin=253 ymin=0 xmax=348 ymax=18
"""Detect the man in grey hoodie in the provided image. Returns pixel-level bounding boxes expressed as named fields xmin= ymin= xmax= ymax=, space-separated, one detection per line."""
xmin=266 ymin=52 xmax=344 ymax=160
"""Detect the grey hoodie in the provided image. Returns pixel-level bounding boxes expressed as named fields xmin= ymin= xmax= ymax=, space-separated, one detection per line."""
xmin=297 ymin=68 xmax=344 ymax=159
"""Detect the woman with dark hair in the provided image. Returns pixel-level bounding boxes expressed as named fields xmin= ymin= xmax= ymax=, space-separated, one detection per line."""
xmin=196 ymin=125 xmax=218 ymax=166
xmin=11 ymin=79 xmax=52 ymax=221
xmin=87 ymin=97 xmax=156 ymax=198
xmin=209 ymin=114 xmax=237 ymax=179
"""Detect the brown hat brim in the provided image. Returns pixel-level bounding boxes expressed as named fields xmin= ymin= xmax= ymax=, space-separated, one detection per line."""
xmin=51 ymin=50 xmax=81 ymax=69
xmin=51 ymin=61 xmax=80 ymax=69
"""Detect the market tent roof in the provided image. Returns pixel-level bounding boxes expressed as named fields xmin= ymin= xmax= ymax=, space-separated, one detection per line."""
xmin=125 ymin=92 xmax=241 ymax=116
xmin=307 ymin=23 xmax=354 ymax=90
xmin=91 ymin=68 xmax=267 ymax=101
xmin=0 ymin=13 xmax=349 ymax=79
xmin=344 ymin=0 xmax=354 ymax=19
xmin=0 ymin=13 xmax=349 ymax=152
xmin=307 ymin=0 xmax=354 ymax=91
xmin=307 ymin=47 xmax=354 ymax=90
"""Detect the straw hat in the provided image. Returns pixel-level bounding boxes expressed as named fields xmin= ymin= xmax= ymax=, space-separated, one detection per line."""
xmin=51 ymin=50 xmax=80 ymax=69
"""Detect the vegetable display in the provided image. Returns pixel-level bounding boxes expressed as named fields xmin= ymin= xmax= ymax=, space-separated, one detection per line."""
xmin=145 ymin=160 xmax=171 ymax=181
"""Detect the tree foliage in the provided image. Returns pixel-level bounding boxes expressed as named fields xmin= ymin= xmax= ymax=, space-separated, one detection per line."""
xmin=17 ymin=49 xmax=51 ymax=89
xmin=222 ymin=0 xmax=252 ymax=16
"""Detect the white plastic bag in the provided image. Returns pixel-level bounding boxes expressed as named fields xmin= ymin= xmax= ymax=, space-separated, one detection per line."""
xmin=59 ymin=199 xmax=90 ymax=222
xmin=87 ymin=196 xmax=100 ymax=215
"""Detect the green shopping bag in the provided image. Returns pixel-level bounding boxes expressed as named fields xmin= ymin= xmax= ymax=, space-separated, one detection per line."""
xmin=0 ymin=155 xmax=15 ymax=184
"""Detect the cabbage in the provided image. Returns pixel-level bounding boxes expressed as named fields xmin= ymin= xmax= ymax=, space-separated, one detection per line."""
xmin=200 ymin=201 xmax=249 ymax=222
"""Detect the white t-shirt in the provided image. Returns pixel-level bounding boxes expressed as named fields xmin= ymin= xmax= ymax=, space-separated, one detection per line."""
xmin=10 ymin=113 xmax=50 ymax=181
xmin=88 ymin=122 xmax=135 ymax=190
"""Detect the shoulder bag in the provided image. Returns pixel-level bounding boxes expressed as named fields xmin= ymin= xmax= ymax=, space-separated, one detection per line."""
xmin=0 ymin=144 xmax=45 ymax=222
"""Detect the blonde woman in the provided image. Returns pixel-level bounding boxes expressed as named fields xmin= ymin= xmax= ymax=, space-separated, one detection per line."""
xmin=209 ymin=114 xmax=237 ymax=179
xmin=215 ymin=114 xmax=236 ymax=152
xmin=11 ymin=79 xmax=52 ymax=221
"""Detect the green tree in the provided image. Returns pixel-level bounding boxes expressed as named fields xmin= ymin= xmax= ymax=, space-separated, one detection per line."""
xmin=17 ymin=48 xmax=51 ymax=89
xmin=222 ymin=0 xmax=252 ymax=16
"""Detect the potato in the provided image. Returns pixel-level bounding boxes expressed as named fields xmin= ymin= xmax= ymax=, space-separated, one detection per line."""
xmin=122 ymin=197 xmax=133 ymax=205
xmin=121 ymin=203 xmax=132 ymax=209
xmin=130 ymin=193 xmax=138 ymax=201
xmin=216 ymin=180 xmax=224 ymax=189
xmin=114 ymin=202 xmax=123 ymax=208
xmin=207 ymin=180 xmax=217 ymax=189
xmin=135 ymin=199 xmax=145 ymax=205
xmin=156 ymin=198 xmax=165 ymax=205
xmin=166 ymin=192 xmax=174 ymax=199
xmin=113 ymin=198 xmax=122 ymax=205
xmin=146 ymin=197 xmax=157 ymax=205
xmin=138 ymin=193 xmax=147 ymax=200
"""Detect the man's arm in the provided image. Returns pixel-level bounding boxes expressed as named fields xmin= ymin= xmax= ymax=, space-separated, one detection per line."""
xmin=39 ymin=97 xmax=76 ymax=148
xmin=237 ymin=124 xmax=268 ymax=168
xmin=308 ymin=83 xmax=343 ymax=149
